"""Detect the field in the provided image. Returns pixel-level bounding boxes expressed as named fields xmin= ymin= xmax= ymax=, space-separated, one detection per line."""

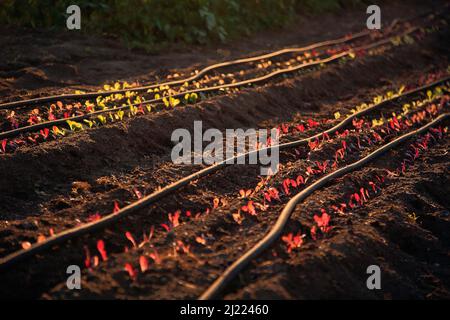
xmin=0 ymin=0 xmax=449 ymax=301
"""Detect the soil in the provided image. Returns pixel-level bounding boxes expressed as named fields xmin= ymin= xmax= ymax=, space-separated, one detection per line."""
xmin=0 ymin=0 xmax=449 ymax=300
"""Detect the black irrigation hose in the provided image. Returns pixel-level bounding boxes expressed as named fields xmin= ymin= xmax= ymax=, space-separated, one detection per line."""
xmin=199 ymin=113 xmax=450 ymax=300
xmin=3 ymin=5 xmax=443 ymax=110
xmin=0 ymin=5 xmax=445 ymax=113
xmin=0 ymin=26 xmax=425 ymax=140
xmin=0 ymin=78 xmax=447 ymax=271
xmin=0 ymin=30 xmax=375 ymax=110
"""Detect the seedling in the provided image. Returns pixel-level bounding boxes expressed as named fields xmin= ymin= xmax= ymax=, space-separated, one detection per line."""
xmin=97 ymin=240 xmax=108 ymax=261
xmin=139 ymin=256 xmax=149 ymax=272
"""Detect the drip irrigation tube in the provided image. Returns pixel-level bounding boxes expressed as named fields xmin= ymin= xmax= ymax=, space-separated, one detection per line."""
xmin=199 ymin=113 xmax=449 ymax=300
xmin=0 ymin=26 xmax=428 ymax=141
xmin=0 ymin=29 xmax=376 ymax=110
xmin=0 ymin=79 xmax=447 ymax=271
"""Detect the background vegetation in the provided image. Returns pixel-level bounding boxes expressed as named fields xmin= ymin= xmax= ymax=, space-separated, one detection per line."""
xmin=0 ymin=0 xmax=366 ymax=50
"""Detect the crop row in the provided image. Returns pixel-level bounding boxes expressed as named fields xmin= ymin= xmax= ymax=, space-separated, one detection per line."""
xmin=0 ymin=15 xmax=446 ymax=152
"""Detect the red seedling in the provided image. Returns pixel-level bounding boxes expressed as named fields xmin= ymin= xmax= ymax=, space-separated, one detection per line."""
xmin=133 ymin=188 xmax=143 ymax=199
xmin=313 ymin=212 xmax=331 ymax=233
xmin=213 ymin=197 xmax=220 ymax=209
xmin=48 ymin=112 xmax=56 ymax=121
xmin=307 ymin=118 xmax=319 ymax=128
xmin=139 ymin=256 xmax=149 ymax=272
xmin=368 ymin=181 xmax=377 ymax=193
xmin=308 ymin=139 xmax=319 ymax=151
xmin=140 ymin=225 xmax=155 ymax=248
xmin=92 ymin=256 xmax=100 ymax=267
xmin=360 ymin=187 xmax=369 ymax=202
xmin=168 ymin=210 xmax=180 ymax=228
xmin=239 ymin=189 xmax=252 ymax=198
xmin=176 ymin=240 xmax=190 ymax=254
xmin=0 ymin=139 xmax=6 ymax=153
xmin=40 ymin=128 xmax=50 ymax=139
xmin=124 ymin=263 xmax=137 ymax=280
xmin=113 ymin=201 xmax=120 ymax=213
xmin=296 ymin=124 xmax=305 ymax=132
xmin=241 ymin=201 xmax=256 ymax=216
xmin=316 ymin=160 xmax=328 ymax=173
xmin=352 ymin=118 xmax=364 ymax=130
xmin=296 ymin=175 xmax=305 ymax=186
xmin=87 ymin=212 xmax=101 ymax=222
xmin=335 ymin=148 xmax=345 ymax=162
xmin=149 ymin=249 xmax=161 ymax=264
xmin=97 ymin=239 xmax=108 ymax=261
xmin=84 ymin=246 xmax=91 ymax=268
xmin=21 ymin=241 xmax=32 ymax=250
xmin=310 ymin=225 xmax=317 ymax=241
xmin=125 ymin=231 xmax=137 ymax=248
xmin=196 ymin=235 xmax=207 ymax=245
xmin=281 ymin=232 xmax=304 ymax=253
xmin=306 ymin=166 xmax=318 ymax=176
xmin=161 ymin=223 xmax=171 ymax=232
xmin=282 ymin=179 xmax=291 ymax=195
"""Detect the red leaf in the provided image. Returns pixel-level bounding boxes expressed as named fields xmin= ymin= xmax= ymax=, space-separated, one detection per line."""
xmin=161 ymin=223 xmax=170 ymax=232
xmin=241 ymin=201 xmax=256 ymax=216
xmin=139 ymin=256 xmax=149 ymax=272
xmin=97 ymin=240 xmax=108 ymax=261
xmin=124 ymin=263 xmax=137 ymax=280
xmin=213 ymin=197 xmax=220 ymax=209
xmin=21 ymin=241 xmax=32 ymax=250
xmin=296 ymin=124 xmax=305 ymax=132
xmin=84 ymin=246 xmax=91 ymax=268
xmin=282 ymin=179 xmax=291 ymax=195
xmin=133 ymin=188 xmax=143 ymax=199
xmin=310 ymin=226 xmax=317 ymax=240
xmin=87 ymin=212 xmax=101 ymax=222
xmin=168 ymin=210 xmax=180 ymax=228
xmin=313 ymin=212 xmax=331 ymax=233
xmin=308 ymin=139 xmax=319 ymax=151
xmin=239 ymin=189 xmax=252 ymax=198
xmin=125 ymin=231 xmax=137 ymax=248
xmin=113 ymin=201 xmax=120 ymax=213
xmin=307 ymin=118 xmax=319 ymax=128
xmin=40 ymin=128 xmax=50 ymax=139
xmin=0 ymin=139 xmax=6 ymax=153
xmin=149 ymin=249 xmax=161 ymax=264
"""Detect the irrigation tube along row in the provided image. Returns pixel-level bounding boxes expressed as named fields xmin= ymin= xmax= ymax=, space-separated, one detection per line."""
xmin=0 ymin=77 xmax=448 ymax=271
xmin=0 ymin=26 xmax=381 ymax=110
xmin=0 ymin=26 xmax=429 ymax=141
xmin=2 ymin=5 xmax=443 ymax=110
xmin=198 ymin=113 xmax=450 ymax=300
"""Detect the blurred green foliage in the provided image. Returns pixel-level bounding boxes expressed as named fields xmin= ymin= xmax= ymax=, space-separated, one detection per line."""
xmin=0 ymin=0 xmax=364 ymax=50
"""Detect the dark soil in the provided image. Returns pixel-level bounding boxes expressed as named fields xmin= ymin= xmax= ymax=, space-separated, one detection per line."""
xmin=0 ymin=0 xmax=449 ymax=300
